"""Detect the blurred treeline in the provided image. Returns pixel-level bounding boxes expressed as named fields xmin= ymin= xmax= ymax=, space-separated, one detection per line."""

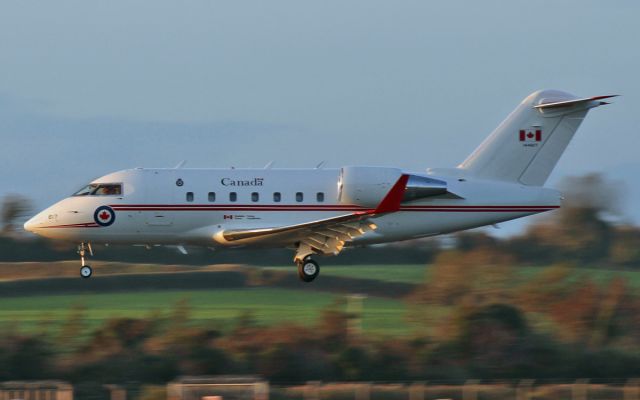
xmin=405 ymin=258 xmax=640 ymax=380
xmin=2 ymin=173 xmax=638 ymax=267
xmin=2 ymin=280 xmax=640 ymax=383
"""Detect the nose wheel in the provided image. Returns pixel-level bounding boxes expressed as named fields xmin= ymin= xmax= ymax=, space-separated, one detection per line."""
xmin=77 ymin=242 xmax=94 ymax=279
xmin=80 ymin=265 xmax=93 ymax=278
xmin=297 ymin=258 xmax=320 ymax=282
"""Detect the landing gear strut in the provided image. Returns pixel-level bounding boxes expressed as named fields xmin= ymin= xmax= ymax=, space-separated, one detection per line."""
xmin=297 ymin=257 xmax=320 ymax=282
xmin=78 ymin=242 xmax=93 ymax=279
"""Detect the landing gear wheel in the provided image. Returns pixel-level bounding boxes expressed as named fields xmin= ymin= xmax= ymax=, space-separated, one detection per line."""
xmin=297 ymin=258 xmax=320 ymax=282
xmin=77 ymin=243 xmax=94 ymax=279
xmin=80 ymin=265 xmax=93 ymax=279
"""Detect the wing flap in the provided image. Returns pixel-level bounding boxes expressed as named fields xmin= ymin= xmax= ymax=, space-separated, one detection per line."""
xmin=318 ymin=229 xmax=352 ymax=241
xmin=222 ymin=211 xmax=372 ymax=242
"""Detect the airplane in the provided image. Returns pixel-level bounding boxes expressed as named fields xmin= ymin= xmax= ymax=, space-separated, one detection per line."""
xmin=24 ymin=89 xmax=615 ymax=282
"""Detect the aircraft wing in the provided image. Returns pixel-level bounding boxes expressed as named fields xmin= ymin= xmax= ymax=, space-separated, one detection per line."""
xmin=220 ymin=174 xmax=409 ymax=258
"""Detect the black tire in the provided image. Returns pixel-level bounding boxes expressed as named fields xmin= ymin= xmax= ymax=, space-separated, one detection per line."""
xmin=297 ymin=258 xmax=320 ymax=282
xmin=80 ymin=265 xmax=93 ymax=279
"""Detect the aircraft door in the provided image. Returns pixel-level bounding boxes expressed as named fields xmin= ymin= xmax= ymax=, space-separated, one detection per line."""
xmin=144 ymin=170 xmax=175 ymax=227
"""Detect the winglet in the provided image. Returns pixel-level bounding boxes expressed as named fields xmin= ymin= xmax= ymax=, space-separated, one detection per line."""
xmin=373 ymin=174 xmax=409 ymax=214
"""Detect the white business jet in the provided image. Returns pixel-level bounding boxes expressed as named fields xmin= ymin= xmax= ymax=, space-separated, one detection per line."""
xmin=24 ymin=90 xmax=615 ymax=282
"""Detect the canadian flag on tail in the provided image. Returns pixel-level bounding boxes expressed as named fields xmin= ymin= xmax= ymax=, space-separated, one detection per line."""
xmin=519 ymin=129 xmax=542 ymax=142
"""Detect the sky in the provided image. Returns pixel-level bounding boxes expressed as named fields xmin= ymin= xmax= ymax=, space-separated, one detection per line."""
xmin=1 ymin=1 xmax=638 ymax=234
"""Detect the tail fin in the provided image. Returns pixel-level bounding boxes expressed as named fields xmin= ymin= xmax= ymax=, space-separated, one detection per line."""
xmin=458 ymin=90 xmax=616 ymax=186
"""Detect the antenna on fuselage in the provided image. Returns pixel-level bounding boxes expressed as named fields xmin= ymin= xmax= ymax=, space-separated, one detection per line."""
xmin=174 ymin=160 xmax=187 ymax=169
xmin=264 ymin=161 xmax=274 ymax=169
xmin=315 ymin=161 xmax=326 ymax=169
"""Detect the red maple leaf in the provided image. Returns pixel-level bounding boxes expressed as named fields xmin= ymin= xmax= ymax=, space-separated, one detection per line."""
xmin=99 ymin=211 xmax=110 ymax=220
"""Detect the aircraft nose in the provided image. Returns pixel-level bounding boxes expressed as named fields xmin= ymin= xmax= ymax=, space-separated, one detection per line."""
xmin=24 ymin=216 xmax=38 ymax=233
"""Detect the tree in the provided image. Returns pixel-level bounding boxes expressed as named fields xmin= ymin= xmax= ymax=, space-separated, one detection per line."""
xmin=610 ymin=226 xmax=640 ymax=266
xmin=0 ymin=334 xmax=53 ymax=379
xmin=409 ymin=249 xmax=514 ymax=307
xmin=316 ymin=298 xmax=351 ymax=349
xmin=559 ymin=173 xmax=623 ymax=215
xmin=1 ymin=194 xmax=33 ymax=234
xmin=508 ymin=173 xmax=622 ymax=264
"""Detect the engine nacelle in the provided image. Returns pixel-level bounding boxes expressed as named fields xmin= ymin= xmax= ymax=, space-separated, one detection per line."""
xmin=338 ymin=166 xmax=456 ymax=207
xmin=338 ymin=166 xmax=403 ymax=207
xmin=403 ymin=174 xmax=449 ymax=201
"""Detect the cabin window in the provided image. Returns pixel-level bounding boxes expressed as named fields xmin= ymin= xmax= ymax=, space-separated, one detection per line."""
xmin=296 ymin=192 xmax=304 ymax=202
xmin=316 ymin=192 xmax=325 ymax=202
xmin=229 ymin=192 xmax=237 ymax=202
xmin=186 ymin=192 xmax=194 ymax=202
xmin=251 ymin=192 xmax=259 ymax=202
xmin=73 ymin=183 xmax=122 ymax=196
xmin=208 ymin=192 xmax=216 ymax=202
xmin=273 ymin=192 xmax=281 ymax=202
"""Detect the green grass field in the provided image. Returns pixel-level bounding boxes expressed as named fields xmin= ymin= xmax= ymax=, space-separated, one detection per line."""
xmin=1 ymin=263 xmax=638 ymax=338
xmin=270 ymin=264 xmax=640 ymax=288
xmin=314 ymin=264 xmax=640 ymax=287
xmin=0 ymin=288 xmax=413 ymax=336
xmin=313 ymin=264 xmax=429 ymax=283
xmin=264 ymin=264 xmax=428 ymax=283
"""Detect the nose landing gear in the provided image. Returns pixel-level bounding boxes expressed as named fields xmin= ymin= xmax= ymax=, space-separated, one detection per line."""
xmin=78 ymin=242 xmax=93 ymax=279
xmin=80 ymin=265 xmax=93 ymax=278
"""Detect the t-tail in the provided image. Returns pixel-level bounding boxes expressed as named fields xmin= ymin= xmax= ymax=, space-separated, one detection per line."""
xmin=458 ymin=89 xmax=617 ymax=186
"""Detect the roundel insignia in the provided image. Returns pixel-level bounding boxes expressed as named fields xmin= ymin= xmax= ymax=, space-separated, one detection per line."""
xmin=94 ymin=206 xmax=116 ymax=227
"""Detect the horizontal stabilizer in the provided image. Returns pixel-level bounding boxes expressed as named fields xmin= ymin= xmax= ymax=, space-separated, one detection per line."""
xmin=534 ymin=95 xmax=618 ymax=110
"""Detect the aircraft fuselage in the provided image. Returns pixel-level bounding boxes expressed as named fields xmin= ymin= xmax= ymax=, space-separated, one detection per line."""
xmin=25 ymin=167 xmax=560 ymax=246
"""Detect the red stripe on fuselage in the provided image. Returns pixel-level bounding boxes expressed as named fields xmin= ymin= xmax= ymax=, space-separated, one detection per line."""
xmin=37 ymin=206 xmax=558 ymax=230
xmin=109 ymin=204 xmax=559 ymax=212
xmin=403 ymin=206 xmax=557 ymax=208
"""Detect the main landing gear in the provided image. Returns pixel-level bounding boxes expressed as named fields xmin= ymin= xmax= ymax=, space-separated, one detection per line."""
xmin=294 ymin=243 xmax=321 ymax=282
xmin=297 ymin=257 xmax=320 ymax=282
xmin=78 ymin=242 xmax=93 ymax=279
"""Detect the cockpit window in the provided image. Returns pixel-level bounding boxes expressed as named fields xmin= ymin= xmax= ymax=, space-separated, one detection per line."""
xmin=73 ymin=184 xmax=97 ymax=196
xmin=73 ymin=183 xmax=122 ymax=196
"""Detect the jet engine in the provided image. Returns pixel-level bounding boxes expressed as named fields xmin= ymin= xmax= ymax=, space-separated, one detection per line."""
xmin=338 ymin=166 xmax=403 ymax=207
xmin=338 ymin=166 xmax=455 ymax=207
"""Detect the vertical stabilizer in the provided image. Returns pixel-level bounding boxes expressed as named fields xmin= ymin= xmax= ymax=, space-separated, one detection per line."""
xmin=458 ymin=90 xmax=615 ymax=186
